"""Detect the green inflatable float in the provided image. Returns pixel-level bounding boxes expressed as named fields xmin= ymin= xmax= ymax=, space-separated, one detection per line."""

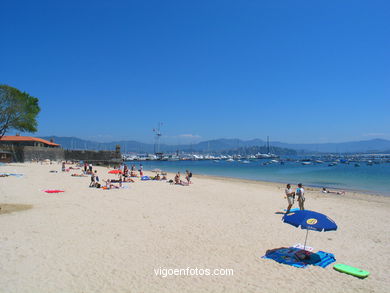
xmin=333 ymin=263 xmax=370 ymax=278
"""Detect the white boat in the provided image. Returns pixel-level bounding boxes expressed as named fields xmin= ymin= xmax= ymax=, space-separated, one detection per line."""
xmin=168 ymin=155 xmax=180 ymax=161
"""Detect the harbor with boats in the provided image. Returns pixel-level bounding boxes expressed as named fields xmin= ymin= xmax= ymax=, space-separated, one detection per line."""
xmin=122 ymin=152 xmax=390 ymax=165
xmin=121 ymin=152 xmax=390 ymax=195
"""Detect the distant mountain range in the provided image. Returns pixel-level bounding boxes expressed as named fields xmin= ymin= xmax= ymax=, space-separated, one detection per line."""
xmin=41 ymin=136 xmax=390 ymax=154
xmin=272 ymin=138 xmax=390 ymax=153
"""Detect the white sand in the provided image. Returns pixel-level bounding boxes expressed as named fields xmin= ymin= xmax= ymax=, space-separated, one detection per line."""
xmin=1 ymin=162 xmax=389 ymax=293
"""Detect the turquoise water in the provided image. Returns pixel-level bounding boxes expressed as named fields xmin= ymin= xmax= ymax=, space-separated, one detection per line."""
xmin=126 ymin=160 xmax=390 ymax=195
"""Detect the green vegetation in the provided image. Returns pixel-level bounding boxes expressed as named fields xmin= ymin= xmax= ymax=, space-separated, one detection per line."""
xmin=0 ymin=85 xmax=40 ymax=138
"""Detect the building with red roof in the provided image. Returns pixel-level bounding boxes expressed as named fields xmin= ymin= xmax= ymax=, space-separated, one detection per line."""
xmin=0 ymin=135 xmax=60 ymax=148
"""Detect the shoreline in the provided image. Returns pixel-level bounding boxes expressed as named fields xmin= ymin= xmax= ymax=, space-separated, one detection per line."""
xmin=127 ymin=159 xmax=390 ymax=197
xmin=160 ymin=170 xmax=390 ymax=199
xmin=151 ymin=170 xmax=390 ymax=207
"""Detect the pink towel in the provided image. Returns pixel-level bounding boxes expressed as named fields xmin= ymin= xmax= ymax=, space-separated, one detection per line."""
xmin=44 ymin=190 xmax=64 ymax=193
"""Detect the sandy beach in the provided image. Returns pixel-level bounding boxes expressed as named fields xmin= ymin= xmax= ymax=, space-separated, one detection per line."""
xmin=1 ymin=162 xmax=389 ymax=293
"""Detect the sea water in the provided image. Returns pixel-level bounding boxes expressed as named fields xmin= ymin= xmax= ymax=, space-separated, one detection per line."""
xmin=125 ymin=160 xmax=390 ymax=195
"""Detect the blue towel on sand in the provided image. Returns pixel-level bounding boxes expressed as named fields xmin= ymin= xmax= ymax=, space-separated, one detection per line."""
xmin=313 ymin=251 xmax=336 ymax=268
xmin=283 ymin=208 xmax=300 ymax=212
xmin=262 ymin=248 xmax=335 ymax=269
xmin=262 ymin=247 xmax=308 ymax=268
xmin=0 ymin=173 xmax=24 ymax=177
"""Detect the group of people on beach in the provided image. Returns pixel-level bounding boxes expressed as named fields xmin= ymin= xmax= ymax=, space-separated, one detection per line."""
xmin=61 ymin=160 xmax=196 ymax=189
xmin=77 ymin=162 xmax=193 ymax=189
xmin=284 ymin=183 xmax=305 ymax=214
xmin=284 ymin=183 xmax=346 ymax=214
xmin=125 ymin=164 xmax=144 ymax=177
xmin=173 ymin=170 xmax=192 ymax=186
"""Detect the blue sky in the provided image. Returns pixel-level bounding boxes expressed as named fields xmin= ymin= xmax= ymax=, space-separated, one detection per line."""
xmin=1 ymin=0 xmax=389 ymax=144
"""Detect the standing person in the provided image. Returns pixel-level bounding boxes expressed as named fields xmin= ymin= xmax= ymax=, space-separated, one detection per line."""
xmin=62 ymin=161 xmax=66 ymax=172
xmin=123 ymin=165 xmax=129 ymax=177
xmin=139 ymin=164 xmax=143 ymax=176
xmin=94 ymin=170 xmax=99 ymax=183
xmin=185 ymin=170 xmax=192 ymax=184
xmin=296 ymin=183 xmax=305 ymax=210
xmin=284 ymin=184 xmax=295 ymax=214
xmin=89 ymin=163 xmax=93 ymax=174
xmin=84 ymin=162 xmax=88 ymax=174
xmin=89 ymin=172 xmax=96 ymax=187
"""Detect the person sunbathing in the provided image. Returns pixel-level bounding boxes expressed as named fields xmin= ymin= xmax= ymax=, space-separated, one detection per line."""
xmin=109 ymin=175 xmax=134 ymax=183
xmin=104 ymin=179 xmax=121 ymax=189
xmin=173 ymin=172 xmax=189 ymax=186
xmin=130 ymin=171 xmax=138 ymax=177
xmin=179 ymin=180 xmax=189 ymax=186
xmin=109 ymin=175 xmax=123 ymax=183
xmin=174 ymin=172 xmax=181 ymax=184
xmin=322 ymin=188 xmax=345 ymax=195
xmin=71 ymin=173 xmax=87 ymax=177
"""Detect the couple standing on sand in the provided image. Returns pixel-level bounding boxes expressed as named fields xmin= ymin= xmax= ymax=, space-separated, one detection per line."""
xmin=285 ymin=183 xmax=305 ymax=214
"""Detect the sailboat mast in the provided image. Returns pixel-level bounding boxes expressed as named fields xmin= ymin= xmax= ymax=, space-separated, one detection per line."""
xmin=267 ymin=136 xmax=270 ymax=154
xmin=153 ymin=122 xmax=163 ymax=155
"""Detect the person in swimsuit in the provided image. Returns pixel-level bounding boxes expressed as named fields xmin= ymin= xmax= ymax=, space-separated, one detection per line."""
xmin=185 ymin=170 xmax=192 ymax=184
xmin=296 ymin=183 xmax=305 ymax=210
xmin=322 ymin=187 xmax=345 ymax=195
xmin=284 ymin=184 xmax=295 ymax=214
xmin=174 ymin=172 xmax=181 ymax=184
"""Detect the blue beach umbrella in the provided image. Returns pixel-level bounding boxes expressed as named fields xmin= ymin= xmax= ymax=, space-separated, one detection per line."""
xmin=282 ymin=210 xmax=337 ymax=250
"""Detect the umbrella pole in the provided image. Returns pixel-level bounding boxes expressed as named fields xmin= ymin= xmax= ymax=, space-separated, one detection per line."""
xmin=303 ymin=229 xmax=309 ymax=251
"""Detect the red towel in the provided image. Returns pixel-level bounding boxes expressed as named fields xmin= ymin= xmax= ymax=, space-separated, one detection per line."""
xmin=44 ymin=190 xmax=64 ymax=193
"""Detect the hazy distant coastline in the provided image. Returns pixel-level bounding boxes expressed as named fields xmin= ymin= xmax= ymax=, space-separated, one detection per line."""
xmin=40 ymin=136 xmax=390 ymax=154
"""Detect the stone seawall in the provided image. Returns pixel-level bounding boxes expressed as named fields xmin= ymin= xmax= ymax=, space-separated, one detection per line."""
xmin=23 ymin=146 xmax=65 ymax=161
xmin=0 ymin=146 xmax=122 ymax=164
xmin=0 ymin=145 xmax=64 ymax=162
xmin=64 ymin=150 xmax=122 ymax=164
